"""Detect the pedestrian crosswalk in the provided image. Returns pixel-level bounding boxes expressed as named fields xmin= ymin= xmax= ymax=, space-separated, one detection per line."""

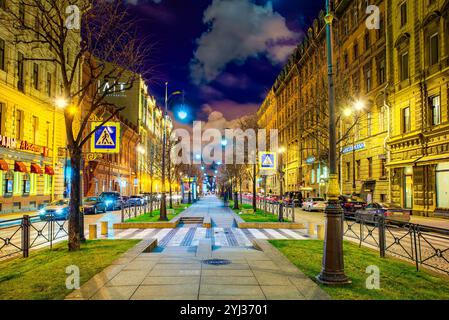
xmin=112 ymin=227 xmax=308 ymax=248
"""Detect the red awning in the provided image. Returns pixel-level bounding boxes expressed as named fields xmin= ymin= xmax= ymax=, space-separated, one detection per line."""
xmin=0 ymin=160 xmax=8 ymax=171
xmin=45 ymin=166 xmax=55 ymax=176
xmin=14 ymin=162 xmax=28 ymax=173
xmin=31 ymin=163 xmax=43 ymax=174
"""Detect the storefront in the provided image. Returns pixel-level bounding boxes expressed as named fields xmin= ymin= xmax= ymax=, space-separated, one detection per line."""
xmin=0 ymin=135 xmax=57 ymax=213
xmin=436 ymin=163 xmax=449 ymax=209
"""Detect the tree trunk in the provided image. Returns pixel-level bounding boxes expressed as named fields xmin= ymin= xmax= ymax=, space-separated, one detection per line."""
xmin=68 ymin=149 xmax=82 ymax=251
xmin=233 ymin=178 xmax=239 ymax=210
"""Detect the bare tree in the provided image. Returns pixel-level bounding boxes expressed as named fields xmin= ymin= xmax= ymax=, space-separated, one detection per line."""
xmin=1 ymin=1 xmax=150 ymax=250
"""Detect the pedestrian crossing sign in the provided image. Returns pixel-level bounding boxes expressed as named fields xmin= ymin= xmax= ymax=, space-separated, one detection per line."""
xmin=91 ymin=122 xmax=120 ymax=153
xmin=259 ymin=152 xmax=276 ymax=170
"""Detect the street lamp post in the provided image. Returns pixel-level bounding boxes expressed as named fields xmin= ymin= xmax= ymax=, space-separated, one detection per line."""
xmin=317 ymin=0 xmax=350 ymax=285
xmin=278 ymin=147 xmax=285 ymax=222
xmin=160 ymin=83 xmax=169 ymax=221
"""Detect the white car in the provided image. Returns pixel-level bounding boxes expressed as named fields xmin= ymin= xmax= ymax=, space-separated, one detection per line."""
xmin=302 ymin=198 xmax=327 ymax=212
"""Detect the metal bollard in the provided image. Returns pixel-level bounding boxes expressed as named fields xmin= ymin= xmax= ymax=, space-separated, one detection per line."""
xmin=317 ymin=225 xmax=325 ymax=240
xmin=101 ymin=221 xmax=108 ymax=236
xmin=308 ymin=223 xmax=316 ymax=236
xmin=89 ymin=224 xmax=97 ymax=240
xmin=22 ymin=215 xmax=30 ymax=258
xmin=134 ymin=204 xmax=137 ymax=218
xmin=121 ymin=203 xmax=124 ymax=222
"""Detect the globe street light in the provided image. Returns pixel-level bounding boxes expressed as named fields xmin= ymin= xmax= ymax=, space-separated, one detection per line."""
xmin=317 ymin=0 xmax=351 ymax=285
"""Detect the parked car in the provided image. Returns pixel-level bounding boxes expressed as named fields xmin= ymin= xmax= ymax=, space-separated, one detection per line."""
xmin=356 ymin=203 xmax=411 ymax=224
xmin=99 ymin=192 xmax=123 ymax=211
xmin=302 ymin=198 xmax=327 ymax=212
xmin=39 ymin=199 xmax=70 ymax=221
xmin=339 ymin=195 xmax=367 ymax=214
xmin=127 ymin=195 xmax=145 ymax=206
xmin=82 ymin=197 xmax=107 ymax=214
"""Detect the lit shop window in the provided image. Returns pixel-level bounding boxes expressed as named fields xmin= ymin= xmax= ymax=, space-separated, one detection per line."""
xmin=44 ymin=175 xmax=52 ymax=195
xmin=13 ymin=172 xmax=22 ymax=195
xmin=30 ymin=173 xmax=38 ymax=195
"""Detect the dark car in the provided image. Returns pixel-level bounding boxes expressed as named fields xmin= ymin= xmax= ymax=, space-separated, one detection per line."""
xmin=39 ymin=199 xmax=70 ymax=221
xmin=356 ymin=203 xmax=411 ymax=224
xmin=127 ymin=195 xmax=145 ymax=206
xmin=82 ymin=197 xmax=107 ymax=214
xmin=99 ymin=192 xmax=123 ymax=211
xmin=339 ymin=195 xmax=367 ymax=214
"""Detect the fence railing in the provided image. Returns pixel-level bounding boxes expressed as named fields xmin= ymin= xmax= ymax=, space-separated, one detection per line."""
xmin=1 ymin=215 xmax=69 ymax=260
xmin=343 ymin=214 xmax=449 ymax=275
xmin=120 ymin=200 xmax=161 ymax=222
xmin=239 ymin=196 xmax=295 ymax=222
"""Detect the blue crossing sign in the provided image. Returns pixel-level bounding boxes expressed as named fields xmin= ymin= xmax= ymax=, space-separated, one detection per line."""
xmin=91 ymin=122 xmax=120 ymax=154
xmin=259 ymin=152 xmax=276 ymax=170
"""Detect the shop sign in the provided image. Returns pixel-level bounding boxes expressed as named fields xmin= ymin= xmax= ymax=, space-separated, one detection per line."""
xmin=0 ymin=135 xmax=49 ymax=156
xmin=342 ymin=142 xmax=366 ymax=154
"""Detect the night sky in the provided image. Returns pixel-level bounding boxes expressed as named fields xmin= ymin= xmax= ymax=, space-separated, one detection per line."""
xmin=127 ymin=0 xmax=325 ymax=124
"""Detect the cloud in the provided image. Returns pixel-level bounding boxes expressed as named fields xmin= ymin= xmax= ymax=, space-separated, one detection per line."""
xmin=215 ymin=72 xmax=250 ymax=89
xmin=202 ymin=99 xmax=259 ymax=121
xmin=190 ymin=0 xmax=300 ymax=84
xmin=199 ymin=85 xmax=224 ymax=100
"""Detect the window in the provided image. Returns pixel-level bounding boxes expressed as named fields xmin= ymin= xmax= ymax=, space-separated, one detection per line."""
xmin=0 ymin=38 xmax=5 ymax=71
xmin=430 ymin=96 xmax=441 ymax=126
xmin=19 ymin=2 xmax=25 ymax=24
xmin=378 ymin=57 xmax=386 ymax=84
xmin=44 ymin=174 xmax=52 ymax=195
xmin=402 ymin=107 xmax=411 ymax=133
xmin=346 ymin=162 xmax=350 ymax=181
xmin=344 ymin=52 xmax=349 ymax=69
xmin=379 ymin=106 xmax=388 ymax=132
xmin=381 ymin=158 xmax=387 ymax=177
xmin=367 ymin=112 xmax=372 ymax=136
xmin=400 ymin=52 xmax=409 ymax=81
xmin=30 ymin=173 xmax=37 ymax=195
xmin=33 ymin=63 xmax=39 ymax=90
xmin=353 ymin=42 xmax=359 ymax=60
xmin=13 ymin=172 xmax=22 ymax=196
xmin=15 ymin=109 xmax=22 ymax=140
xmin=356 ymin=160 xmax=361 ymax=180
xmin=364 ymin=32 xmax=370 ymax=50
xmin=429 ymin=33 xmax=439 ymax=66
xmin=17 ymin=52 xmax=24 ymax=91
xmin=368 ymin=158 xmax=373 ymax=178
xmin=32 ymin=116 xmax=38 ymax=144
xmin=400 ymin=1 xmax=407 ymax=27
xmin=47 ymin=72 xmax=52 ymax=96
xmin=365 ymin=67 xmax=372 ymax=92
xmin=0 ymin=0 xmax=6 ymax=10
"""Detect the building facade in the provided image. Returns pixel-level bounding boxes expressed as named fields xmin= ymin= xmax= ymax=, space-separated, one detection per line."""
xmin=0 ymin=3 xmax=78 ymax=213
xmin=387 ymin=0 xmax=449 ymax=216
xmin=257 ymin=0 xmax=449 ymax=216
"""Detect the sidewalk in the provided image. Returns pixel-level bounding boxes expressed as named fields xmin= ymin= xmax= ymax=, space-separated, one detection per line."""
xmin=67 ymin=196 xmax=329 ymax=300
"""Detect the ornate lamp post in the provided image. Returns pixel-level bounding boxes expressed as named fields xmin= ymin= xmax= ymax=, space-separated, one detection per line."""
xmin=317 ymin=0 xmax=351 ymax=285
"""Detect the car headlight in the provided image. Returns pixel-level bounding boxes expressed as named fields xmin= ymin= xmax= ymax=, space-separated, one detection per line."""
xmin=39 ymin=209 xmax=46 ymax=215
xmin=105 ymin=200 xmax=113 ymax=206
xmin=55 ymin=209 xmax=65 ymax=215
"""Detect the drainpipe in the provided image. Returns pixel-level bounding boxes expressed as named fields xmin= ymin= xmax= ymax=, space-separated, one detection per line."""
xmin=383 ymin=82 xmax=391 ymax=203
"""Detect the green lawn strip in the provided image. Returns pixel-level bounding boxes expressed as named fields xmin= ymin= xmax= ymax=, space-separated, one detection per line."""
xmin=125 ymin=203 xmax=191 ymax=223
xmin=269 ymin=239 xmax=449 ymax=300
xmin=0 ymin=240 xmax=139 ymax=300
xmin=230 ymin=201 xmax=291 ymax=223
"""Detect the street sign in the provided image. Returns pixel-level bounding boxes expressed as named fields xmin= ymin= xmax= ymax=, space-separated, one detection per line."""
xmin=91 ymin=122 xmax=120 ymax=154
xmin=259 ymin=152 xmax=276 ymax=171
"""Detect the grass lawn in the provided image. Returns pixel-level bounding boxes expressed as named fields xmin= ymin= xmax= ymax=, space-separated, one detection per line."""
xmin=125 ymin=203 xmax=191 ymax=223
xmin=270 ymin=240 xmax=449 ymax=300
xmin=0 ymin=240 xmax=139 ymax=300
xmin=230 ymin=202 xmax=291 ymax=223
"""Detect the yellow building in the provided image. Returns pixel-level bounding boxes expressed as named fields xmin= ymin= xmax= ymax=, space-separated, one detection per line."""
xmin=0 ymin=5 xmax=73 ymax=213
xmin=387 ymin=0 xmax=449 ymax=216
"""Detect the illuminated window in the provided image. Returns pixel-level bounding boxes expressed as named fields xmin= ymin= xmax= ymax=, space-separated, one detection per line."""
xmin=13 ymin=172 xmax=22 ymax=195
xmin=30 ymin=173 xmax=38 ymax=195
xmin=44 ymin=174 xmax=52 ymax=195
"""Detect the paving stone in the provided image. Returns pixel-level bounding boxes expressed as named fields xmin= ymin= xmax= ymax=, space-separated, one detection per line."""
xmin=199 ymin=295 xmax=266 ymax=300
xmin=199 ymin=284 xmax=265 ymax=298
xmin=147 ymin=268 xmax=202 ymax=277
xmin=142 ymin=276 xmax=200 ymax=285
xmin=247 ymin=260 xmax=279 ymax=270
xmin=123 ymin=260 xmax=157 ymax=271
xmin=90 ymin=286 xmax=138 ymax=300
xmin=252 ymin=270 xmax=292 ymax=286
xmin=261 ymin=285 xmax=306 ymax=300
xmin=131 ymin=284 xmax=199 ymax=300
xmin=106 ymin=270 xmax=149 ymax=286
xmin=202 ymin=269 xmax=254 ymax=277
xmin=152 ymin=263 xmax=201 ymax=270
xmin=201 ymin=276 xmax=258 ymax=285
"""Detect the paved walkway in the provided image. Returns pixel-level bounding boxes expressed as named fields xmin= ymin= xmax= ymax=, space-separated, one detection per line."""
xmin=66 ymin=196 xmax=329 ymax=300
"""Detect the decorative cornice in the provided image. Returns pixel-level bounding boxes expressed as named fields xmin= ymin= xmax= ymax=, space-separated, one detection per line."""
xmin=422 ymin=11 xmax=442 ymax=28
xmin=394 ymin=32 xmax=411 ymax=49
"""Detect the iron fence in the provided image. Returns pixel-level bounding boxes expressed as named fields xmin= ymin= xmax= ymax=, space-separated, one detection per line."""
xmin=239 ymin=196 xmax=295 ymax=222
xmin=120 ymin=200 xmax=161 ymax=222
xmin=343 ymin=214 xmax=449 ymax=275
xmin=0 ymin=215 xmax=69 ymax=260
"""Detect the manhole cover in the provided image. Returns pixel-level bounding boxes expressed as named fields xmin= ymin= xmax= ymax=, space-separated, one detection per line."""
xmin=202 ymin=259 xmax=232 ymax=266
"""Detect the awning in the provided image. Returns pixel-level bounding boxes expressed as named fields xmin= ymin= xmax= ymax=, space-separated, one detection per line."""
xmin=31 ymin=163 xmax=42 ymax=174
xmin=14 ymin=162 xmax=28 ymax=173
xmin=0 ymin=160 xmax=8 ymax=171
xmin=386 ymin=158 xmax=421 ymax=168
xmin=45 ymin=166 xmax=55 ymax=175
xmin=415 ymin=154 xmax=449 ymax=166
